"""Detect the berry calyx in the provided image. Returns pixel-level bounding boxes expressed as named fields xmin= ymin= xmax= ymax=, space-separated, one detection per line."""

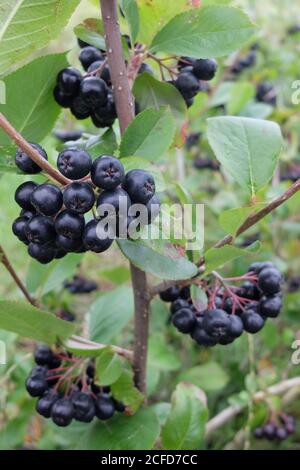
xmin=91 ymin=155 xmax=125 ymax=190
xmin=57 ymin=148 xmax=92 ymax=180
xmin=63 ymin=182 xmax=95 ymax=214
xmin=55 ymin=210 xmax=85 ymax=239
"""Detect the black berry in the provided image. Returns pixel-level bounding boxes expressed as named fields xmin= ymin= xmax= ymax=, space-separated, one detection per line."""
xmin=54 ymin=86 xmax=73 ymax=108
xmin=203 ymin=309 xmax=230 ymax=339
xmin=63 ymin=182 xmax=95 ymax=214
xmin=15 ymin=143 xmax=48 ymax=174
xmin=57 ymin=148 xmax=92 ymax=180
xmin=71 ymin=392 xmax=96 ymax=423
xmin=82 ymin=220 xmax=113 ymax=253
xmin=259 ymin=295 xmax=282 ymax=318
xmin=95 ymin=394 xmax=115 ymax=420
xmin=96 ymin=188 xmax=131 ymax=216
xmin=170 ymin=299 xmax=190 ymax=314
xmin=55 ymin=210 xmax=85 ymax=239
xmin=57 ymin=67 xmax=82 ymax=96
xmin=80 ymin=76 xmax=108 ymax=108
xmin=51 ymin=398 xmax=75 ymax=427
xmin=241 ymin=309 xmax=265 ymax=334
xmin=26 ymin=375 xmax=49 ymax=397
xmin=258 ymin=268 xmax=282 ymax=295
xmin=79 ymin=46 xmax=103 ymax=70
xmin=192 ymin=58 xmax=217 ymax=80
xmin=28 ymin=242 xmax=56 ymax=264
xmin=123 ymin=169 xmax=155 ymax=204
xmin=31 ymin=183 xmax=63 ymax=216
xmin=25 ymin=215 xmax=56 ymax=244
xmin=36 ymin=390 xmax=59 ymax=418
xmin=172 ymin=308 xmax=196 ymax=333
xmin=160 ymin=286 xmax=180 ymax=302
xmin=12 ymin=216 xmax=28 ymax=243
xmin=91 ymin=155 xmax=125 ymax=190
xmin=174 ymin=71 xmax=200 ymax=100
xmin=70 ymin=95 xmax=91 ymax=119
xmin=15 ymin=181 xmax=38 ymax=210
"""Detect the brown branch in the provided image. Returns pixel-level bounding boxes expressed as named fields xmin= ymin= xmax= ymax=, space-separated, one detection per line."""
xmin=0 ymin=245 xmax=37 ymax=306
xmin=205 ymin=376 xmax=300 ymax=439
xmin=0 ymin=112 xmax=70 ymax=186
xmin=150 ymin=178 xmax=300 ymax=296
xmin=100 ymin=0 xmax=150 ymax=394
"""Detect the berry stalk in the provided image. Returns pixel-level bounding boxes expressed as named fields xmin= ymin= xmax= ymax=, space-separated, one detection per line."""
xmin=99 ymin=0 xmax=150 ymax=394
xmin=0 ymin=113 xmax=70 ymax=186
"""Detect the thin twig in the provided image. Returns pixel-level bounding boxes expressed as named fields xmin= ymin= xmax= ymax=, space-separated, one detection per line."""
xmin=0 ymin=244 xmax=37 ymax=306
xmin=0 ymin=112 xmax=70 ymax=186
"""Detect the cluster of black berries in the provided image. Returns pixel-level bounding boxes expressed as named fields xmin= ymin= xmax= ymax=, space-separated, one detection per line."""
xmin=54 ymin=40 xmax=117 ymax=128
xmin=12 ymin=144 xmax=159 ymax=264
xmin=170 ymin=57 xmax=218 ymax=107
xmin=160 ymin=262 xmax=283 ymax=347
xmin=254 ymin=415 xmax=296 ymax=442
xmin=256 ymin=82 xmax=277 ymax=106
xmin=231 ymin=49 xmax=257 ymax=75
xmin=26 ymin=345 xmax=125 ymax=427
xmin=64 ymin=275 xmax=98 ymax=294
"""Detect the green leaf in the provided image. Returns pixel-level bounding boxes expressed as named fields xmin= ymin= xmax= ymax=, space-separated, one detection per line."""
xmin=0 ymin=54 xmax=68 ymax=148
xmin=0 ymin=300 xmax=74 ymax=344
xmin=209 ymin=81 xmax=234 ymax=108
xmin=74 ymin=18 xmax=106 ymax=50
xmin=75 ymin=408 xmax=160 ymax=450
xmin=120 ymin=0 xmax=139 ymax=43
xmin=148 ymin=333 xmax=181 ymax=371
xmin=136 ymin=0 xmax=189 ymax=45
xmin=177 ymin=362 xmax=229 ymax=392
xmin=65 ymin=336 xmax=112 ymax=358
xmin=239 ymin=101 xmax=273 ymax=119
xmin=26 ymin=253 xmax=83 ymax=295
xmin=121 ymin=156 xmax=166 ymax=191
xmin=207 ymin=116 xmax=283 ymax=197
xmin=150 ymin=6 xmax=256 ymax=58
xmin=95 ymin=347 xmax=123 ymax=386
xmin=191 ymin=285 xmax=208 ymax=311
xmin=88 ymin=286 xmax=134 ymax=343
xmin=219 ymin=204 xmax=266 ymax=236
xmin=0 ymin=0 xmax=80 ymax=76
xmin=0 ymin=147 xmax=22 ymax=174
xmin=120 ymin=107 xmax=175 ymax=161
xmin=174 ymin=182 xmax=193 ymax=205
xmin=111 ymin=370 xmax=144 ymax=414
xmin=204 ymin=241 xmax=261 ymax=275
xmin=117 ymin=239 xmax=198 ymax=280
xmin=161 ymin=382 xmax=208 ymax=450
xmin=133 ymin=73 xmax=187 ymax=123
xmin=227 ymin=82 xmax=255 ymax=115
xmin=68 ymin=129 xmax=118 ymax=159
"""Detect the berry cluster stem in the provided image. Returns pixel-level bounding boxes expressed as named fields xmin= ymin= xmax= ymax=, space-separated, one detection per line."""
xmin=100 ymin=0 xmax=150 ymax=394
xmin=0 ymin=113 xmax=70 ymax=186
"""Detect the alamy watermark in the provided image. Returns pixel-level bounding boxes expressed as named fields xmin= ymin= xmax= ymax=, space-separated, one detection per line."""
xmin=291 ymin=81 xmax=300 ymax=105
xmin=0 ymin=340 xmax=6 ymax=365
xmin=95 ymin=199 xmax=204 ymax=251
xmin=291 ymin=340 xmax=300 ymax=365
xmin=0 ymin=80 xmax=6 ymax=104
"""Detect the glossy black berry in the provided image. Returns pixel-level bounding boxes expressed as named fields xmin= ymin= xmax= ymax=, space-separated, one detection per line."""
xmin=15 ymin=143 xmax=48 ymax=174
xmin=34 ymin=345 xmax=56 ymax=366
xmin=70 ymin=95 xmax=91 ymax=119
xmin=160 ymin=286 xmax=180 ymax=302
xmin=241 ymin=309 xmax=265 ymax=334
xmin=95 ymin=395 xmax=115 ymax=420
xmin=36 ymin=390 xmax=59 ymax=418
xmin=138 ymin=63 xmax=154 ymax=75
xmin=192 ymin=58 xmax=217 ymax=80
xmin=170 ymin=299 xmax=190 ymax=314
xmin=12 ymin=216 xmax=28 ymax=242
xmin=174 ymin=71 xmax=200 ymax=100
xmin=82 ymin=220 xmax=113 ymax=253
xmin=31 ymin=183 xmax=63 ymax=216
xmin=91 ymin=155 xmax=125 ymax=190
xmin=259 ymin=295 xmax=282 ymax=318
xmin=57 ymin=67 xmax=82 ymax=96
xmin=54 ymin=130 xmax=83 ymax=143
xmin=26 ymin=375 xmax=49 ymax=397
xmin=228 ymin=314 xmax=244 ymax=338
xmin=25 ymin=215 xmax=56 ymax=244
xmin=203 ymin=309 xmax=230 ymax=339
xmin=276 ymin=427 xmax=288 ymax=441
xmin=80 ymin=77 xmax=108 ymax=108
xmin=51 ymin=398 xmax=75 ymax=427
xmin=63 ymin=182 xmax=95 ymax=214
xmin=57 ymin=148 xmax=92 ymax=180
xmin=54 ymin=86 xmax=73 ymax=108
xmin=258 ymin=268 xmax=282 ymax=295
xmin=239 ymin=281 xmax=260 ymax=300
xmin=87 ymin=60 xmax=111 ymax=85
xmin=55 ymin=210 xmax=85 ymax=239
xmin=172 ymin=308 xmax=196 ymax=333
xmin=248 ymin=261 xmax=274 ymax=274
xmin=56 ymin=234 xmax=83 ymax=252
xmin=79 ymin=46 xmax=103 ymax=70
xmin=123 ymin=169 xmax=155 ymax=204
xmin=15 ymin=181 xmax=38 ymax=210
xmin=20 ymin=209 xmax=36 ymax=220
xmin=78 ymin=38 xmax=90 ymax=48
xmin=177 ymin=57 xmax=195 ymax=70
xmin=254 ymin=427 xmax=264 ymax=439
xmin=263 ymin=423 xmax=276 ymax=440
xmin=256 ymin=83 xmax=277 ymax=105
xmin=28 ymin=242 xmax=56 ymax=264
xmin=97 ymin=188 xmax=131 ymax=217
xmin=191 ymin=325 xmax=218 ymax=347
xmin=71 ymin=392 xmax=96 ymax=423
xmin=113 ymin=399 xmax=126 ymax=413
